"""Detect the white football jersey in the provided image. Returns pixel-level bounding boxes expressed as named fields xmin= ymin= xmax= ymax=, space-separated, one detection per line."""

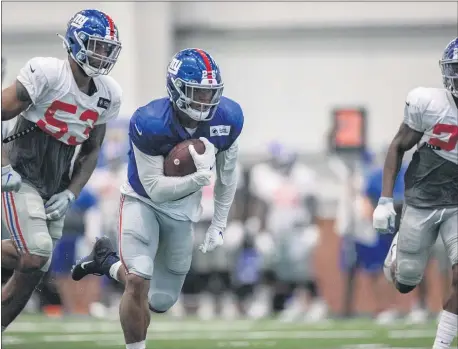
xmin=404 ymin=87 xmax=458 ymax=164
xmin=17 ymin=57 xmax=122 ymax=145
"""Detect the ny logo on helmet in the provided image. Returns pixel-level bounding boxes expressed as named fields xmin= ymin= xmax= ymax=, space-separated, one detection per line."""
xmin=168 ymin=58 xmax=182 ymax=75
xmin=71 ymin=14 xmax=89 ymax=29
xmin=453 ymin=48 xmax=458 ymax=60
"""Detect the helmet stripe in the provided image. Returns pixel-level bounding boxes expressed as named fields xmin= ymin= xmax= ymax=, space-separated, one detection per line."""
xmin=194 ymin=48 xmax=213 ymax=80
xmin=104 ymin=13 xmax=115 ymax=39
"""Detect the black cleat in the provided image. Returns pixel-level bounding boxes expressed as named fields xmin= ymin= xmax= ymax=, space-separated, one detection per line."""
xmin=71 ymin=236 xmax=120 ymax=281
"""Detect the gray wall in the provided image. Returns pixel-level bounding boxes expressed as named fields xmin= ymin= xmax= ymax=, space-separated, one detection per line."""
xmin=2 ymin=2 xmax=457 ymax=153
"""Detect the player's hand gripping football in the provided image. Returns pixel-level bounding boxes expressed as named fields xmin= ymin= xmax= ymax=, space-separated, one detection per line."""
xmin=188 ymin=137 xmax=215 ymax=186
xmin=1 ymin=165 xmax=22 ymax=192
xmin=189 ymin=137 xmax=216 ymax=171
xmin=373 ymin=197 xmax=396 ymax=234
xmin=200 ymin=224 xmax=224 ymax=254
xmin=45 ymin=189 xmax=76 ymax=221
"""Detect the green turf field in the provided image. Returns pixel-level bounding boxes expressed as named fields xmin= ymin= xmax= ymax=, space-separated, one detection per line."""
xmin=2 ymin=314 xmax=455 ymax=349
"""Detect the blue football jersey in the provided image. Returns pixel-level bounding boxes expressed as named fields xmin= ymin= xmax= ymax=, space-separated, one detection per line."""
xmin=127 ymin=97 xmax=244 ymax=198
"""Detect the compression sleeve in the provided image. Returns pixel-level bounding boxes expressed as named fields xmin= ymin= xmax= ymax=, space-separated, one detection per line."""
xmin=132 ymin=142 xmax=210 ymax=203
xmin=212 ymin=140 xmax=239 ymax=229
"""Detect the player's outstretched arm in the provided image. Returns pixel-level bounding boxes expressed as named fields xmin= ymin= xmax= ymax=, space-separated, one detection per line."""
xmin=68 ymin=124 xmax=107 ymax=198
xmin=1 ymin=80 xmax=32 ymax=121
xmin=381 ymin=123 xmax=422 ymax=198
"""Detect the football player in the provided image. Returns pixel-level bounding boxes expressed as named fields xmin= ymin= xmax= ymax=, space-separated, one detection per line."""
xmin=1 ymin=9 xmax=122 ymax=331
xmin=72 ymin=48 xmax=243 ymax=349
xmin=373 ymin=38 xmax=458 ymax=349
xmin=249 ymin=142 xmax=326 ymax=322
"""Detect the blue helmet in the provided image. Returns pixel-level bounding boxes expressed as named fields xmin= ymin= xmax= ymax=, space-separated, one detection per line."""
xmin=59 ymin=9 xmax=122 ymax=77
xmin=166 ymin=48 xmax=224 ymax=122
xmin=439 ymin=37 xmax=458 ymax=97
xmin=268 ymin=141 xmax=297 ymax=172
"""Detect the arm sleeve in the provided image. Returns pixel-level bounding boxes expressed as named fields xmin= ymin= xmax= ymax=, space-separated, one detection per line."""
xmin=403 ymin=87 xmax=427 ymax=132
xmin=132 ymin=142 xmax=205 ymax=203
xmin=16 ymin=57 xmax=50 ymax=105
xmin=212 ymin=140 xmax=239 ymax=229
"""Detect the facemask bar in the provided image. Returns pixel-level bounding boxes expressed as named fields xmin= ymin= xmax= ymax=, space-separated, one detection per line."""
xmin=59 ymin=32 xmax=122 ymax=77
xmin=440 ymin=59 xmax=458 ymax=97
xmin=171 ymin=77 xmax=224 ymax=121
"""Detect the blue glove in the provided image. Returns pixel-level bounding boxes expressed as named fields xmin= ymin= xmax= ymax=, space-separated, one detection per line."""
xmin=45 ymin=189 xmax=76 ymax=221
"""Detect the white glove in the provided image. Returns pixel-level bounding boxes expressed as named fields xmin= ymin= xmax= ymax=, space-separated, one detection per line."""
xmin=199 ymin=224 xmax=224 ymax=253
xmin=373 ymin=197 xmax=396 ymax=234
xmin=45 ymin=189 xmax=76 ymax=221
xmin=1 ymin=165 xmax=22 ymax=192
xmin=189 ymin=137 xmax=216 ymax=172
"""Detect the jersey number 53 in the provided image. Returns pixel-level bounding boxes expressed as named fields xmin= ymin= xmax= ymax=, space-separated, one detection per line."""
xmin=36 ymin=100 xmax=99 ymax=145
xmin=428 ymin=123 xmax=458 ymax=151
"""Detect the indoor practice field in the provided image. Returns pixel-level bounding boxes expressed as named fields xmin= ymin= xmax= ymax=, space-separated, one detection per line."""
xmin=2 ymin=314 xmax=455 ymax=349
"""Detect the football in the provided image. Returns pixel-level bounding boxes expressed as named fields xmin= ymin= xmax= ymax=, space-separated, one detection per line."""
xmin=164 ymin=139 xmax=205 ymax=176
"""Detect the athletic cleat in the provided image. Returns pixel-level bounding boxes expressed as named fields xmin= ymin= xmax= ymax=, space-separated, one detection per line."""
xmin=71 ymin=236 xmax=120 ymax=281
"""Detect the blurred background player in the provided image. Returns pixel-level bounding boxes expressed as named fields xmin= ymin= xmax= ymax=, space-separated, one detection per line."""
xmin=49 ymin=185 xmax=102 ymax=315
xmin=72 ymin=48 xmax=244 ymax=349
xmin=374 ymin=37 xmax=458 ymax=349
xmin=350 ymin=150 xmax=406 ymax=323
xmin=0 ymin=8 xmax=122 ymax=331
xmin=248 ymin=142 xmax=327 ymax=322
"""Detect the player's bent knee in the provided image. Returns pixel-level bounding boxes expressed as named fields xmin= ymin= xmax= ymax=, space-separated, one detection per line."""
xmin=19 ymin=253 xmax=50 ymax=273
xmin=125 ymin=255 xmax=154 ymax=280
xmin=396 ymin=259 xmax=422 ymax=289
xmin=148 ymin=291 xmax=178 ymax=313
xmin=125 ymin=273 xmax=150 ymax=298
xmin=27 ymin=231 xmax=53 ymax=258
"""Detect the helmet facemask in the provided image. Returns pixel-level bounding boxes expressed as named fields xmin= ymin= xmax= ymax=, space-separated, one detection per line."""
xmin=440 ymin=59 xmax=458 ymax=98
xmin=73 ymin=31 xmax=122 ymax=77
xmin=170 ymin=77 xmax=224 ymax=122
xmin=61 ymin=30 xmax=122 ymax=77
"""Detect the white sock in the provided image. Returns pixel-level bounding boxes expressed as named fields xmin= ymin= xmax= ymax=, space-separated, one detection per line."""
xmin=126 ymin=340 xmax=146 ymax=349
xmin=433 ymin=310 xmax=457 ymax=348
xmin=109 ymin=261 xmax=122 ymax=281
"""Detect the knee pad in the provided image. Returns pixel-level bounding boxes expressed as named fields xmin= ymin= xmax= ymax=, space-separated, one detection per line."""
xmin=30 ymin=232 xmax=53 ymax=257
xmin=127 ymin=256 xmax=154 ymax=280
xmin=396 ymin=259 xmax=423 ymax=287
xmin=148 ymin=291 xmax=178 ymax=313
xmin=395 ymin=281 xmax=416 ymax=294
xmin=19 ymin=232 xmax=53 ymax=272
xmin=39 ymin=238 xmax=60 ymax=272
